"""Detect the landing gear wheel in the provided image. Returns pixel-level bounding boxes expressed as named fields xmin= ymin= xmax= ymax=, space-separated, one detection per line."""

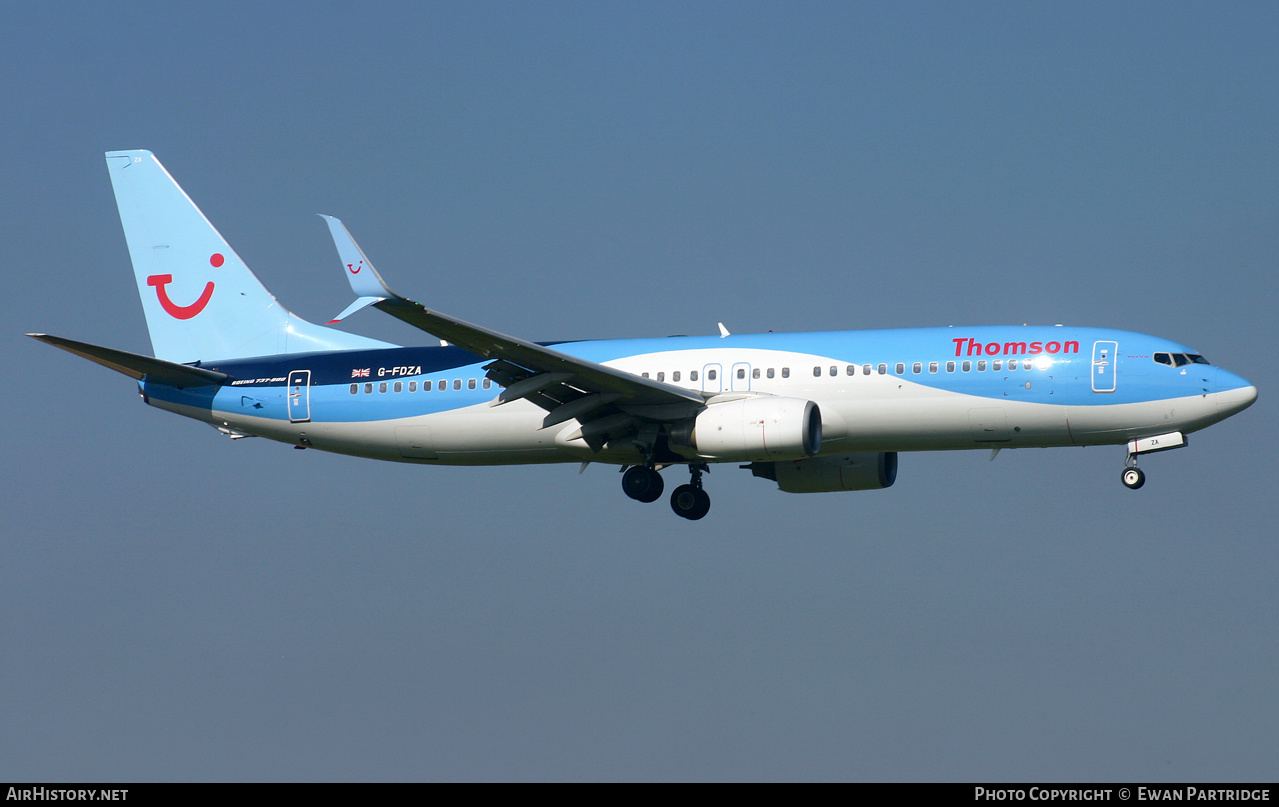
xmin=1121 ymin=467 xmax=1146 ymax=490
xmin=622 ymin=466 xmax=664 ymax=503
xmin=670 ymin=484 xmax=711 ymax=520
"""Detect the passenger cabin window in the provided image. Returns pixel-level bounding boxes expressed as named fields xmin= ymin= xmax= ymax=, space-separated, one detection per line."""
xmin=691 ymin=370 xmax=699 ymax=381
xmin=424 ymin=380 xmax=432 ymax=391
xmin=895 ymin=363 xmax=904 ymax=374
xmin=993 ymin=360 xmax=1002 ymax=371
xmin=394 ymin=381 xmax=403 ymax=393
xmin=846 ymin=365 xmax=855 ymax=376
xmin=657 ymin=372 xmax=665 ymax=382
xmin=1007 ymin=360 xmax=1018 ymax=370
xmin=483 ymin=378 xmax=492 ymax=389
xmin=708 ymin=369 xmax=717 ymax=380
xmin=453 ymin=379 xmax=461 ymax=390
xmin=946 ymin=361 xmax=955 ymax=373
xmin=977 ymin=361 xmax=986 ymax=372
xmin=962 ymin=361 xmax=971 ymax=372
xmin=813 ymin=366 xmax=821 ymax=377
xmin=409 ymin=381 xmax=417 ymax=392
xmin=877 ymin=363 xmax=887 ymax=375
xmin=767 ymin=368 xmax=775 ymax=379
xmin=929 ymin=362 xmax=938 ymax=374
xmin=752 ymin=368 xmax=760 ymax=379
xmin=913 ymin=362 xmax=922 ymax=374
xmin=350 ymin=384 xmax=358 ymax=395
xmin=782 ymin=368 xmax=790 ymax=378
xmin=738 ymin=368 xmax=747 ymax=379
xmin=862 ymin=364 xmax=872 ymax=375
xmin=673 ymin=371 xmax=681 ymax=382
xmin=468 ymin=378 xmax=477 ymax=390
xmin=379 ymin=382 xmax=388 ymax=393
xmin=829 ymin=366 xmax=837 ymax=377
xmin=364 ymin=383 xmax=373 ymax=394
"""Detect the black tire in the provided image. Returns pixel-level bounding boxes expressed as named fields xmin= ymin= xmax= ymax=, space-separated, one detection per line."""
xmin=623 ymin=466 xmax=664 ymax=503
xmin=1121 ymin=467 xmax=1145 ymax=490
xmin=670 ymin=484 xmax=711 ymax=520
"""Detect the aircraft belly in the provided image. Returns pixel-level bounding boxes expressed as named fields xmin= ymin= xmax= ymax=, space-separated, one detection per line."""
xmin=817 ymin=390 xmax=1074 ymax=452
xmin=210 ymin=402 xmax=592 ymax=466
xmin=1064 ymin=392 xmax=1223 ymax=442
xmin=146 ymin=393 xmax=219 ymax=423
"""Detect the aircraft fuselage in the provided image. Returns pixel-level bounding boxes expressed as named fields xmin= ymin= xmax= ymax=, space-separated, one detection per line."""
xmin=142 ymin=325 xmax=1255 ymax=467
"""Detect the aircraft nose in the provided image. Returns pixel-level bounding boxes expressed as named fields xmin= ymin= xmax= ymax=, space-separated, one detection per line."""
xmin=1214 ymin=371 xmax=1258 ymax=417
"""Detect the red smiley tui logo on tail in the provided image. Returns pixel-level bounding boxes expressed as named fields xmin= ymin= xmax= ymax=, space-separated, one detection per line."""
xmin=146 ymin=253 xmax=220 ymax=319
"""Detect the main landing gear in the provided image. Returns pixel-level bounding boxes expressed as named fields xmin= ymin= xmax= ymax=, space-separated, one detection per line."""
xmin=669 ymin=465 xmax=711 ymax=521
xmin=622 ymin=465 xmax=664 ymax=503
xmin=622 ymin=464 xmax=712 ymax=520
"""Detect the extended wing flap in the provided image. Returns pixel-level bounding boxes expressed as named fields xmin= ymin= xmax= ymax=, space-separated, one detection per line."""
xmin=29 ymin=333 xmax=227 ymax=388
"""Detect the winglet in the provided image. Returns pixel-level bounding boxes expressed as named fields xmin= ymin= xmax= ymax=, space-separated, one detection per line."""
xmin=717 ymin=322 xmax=730 ymax=337
xmin=319 ymin=214 xmax=392 ymax=321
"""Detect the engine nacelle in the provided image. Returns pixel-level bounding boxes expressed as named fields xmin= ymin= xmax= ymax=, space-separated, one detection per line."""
xmin=674 ymin=397 xmax=822 ymax=461
xmin=750 ymin=452 xmax=898 ymax=493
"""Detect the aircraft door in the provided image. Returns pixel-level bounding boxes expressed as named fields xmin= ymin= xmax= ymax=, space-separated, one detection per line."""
xmin=731 ymin=362 xmax=752 ymax=392
xmin=702 ymin=364 xmax=723 ymax=394
xmin=1091 ymin=341 xmax=1117 ymax=393
xmin=288 ymin=370 xmax=312 ymax=422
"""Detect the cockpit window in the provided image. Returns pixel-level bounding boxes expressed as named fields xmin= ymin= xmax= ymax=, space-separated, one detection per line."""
xmin=1155 ymin=352 xmax=1211 ymax=367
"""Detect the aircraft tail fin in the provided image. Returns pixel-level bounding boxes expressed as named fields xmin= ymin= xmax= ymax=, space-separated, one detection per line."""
xmin=105 ymin=150 xmax=395 ymax=363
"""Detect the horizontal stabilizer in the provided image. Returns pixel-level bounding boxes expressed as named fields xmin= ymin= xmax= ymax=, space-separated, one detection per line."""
xmin=28 ymin=333 xmax=227 ymax=388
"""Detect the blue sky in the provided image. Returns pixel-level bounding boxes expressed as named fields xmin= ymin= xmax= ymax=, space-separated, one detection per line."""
xmin=3 ymin=2 xmax=1277 ymax=781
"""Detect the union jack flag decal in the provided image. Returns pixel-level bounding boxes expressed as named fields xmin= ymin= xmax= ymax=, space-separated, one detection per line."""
xmin=351 ymin=368 xmax=370 ymax=378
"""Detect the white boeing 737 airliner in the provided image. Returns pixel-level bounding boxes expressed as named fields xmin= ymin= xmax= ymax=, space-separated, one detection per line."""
xmin=30 ymin=151 xmax=1257 ymax=519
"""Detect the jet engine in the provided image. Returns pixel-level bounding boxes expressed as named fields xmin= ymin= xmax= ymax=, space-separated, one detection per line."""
xmin=671 ymin=397 xmax=821 ymax=461
xmin=748 ymin=452 xmax=898 ymax=493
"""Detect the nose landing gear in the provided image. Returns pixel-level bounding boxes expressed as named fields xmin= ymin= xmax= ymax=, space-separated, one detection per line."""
xmin=1121 ymin=451 xmax=1145 ymax=490
xmin=1121 ymin=466 xmax=1146 ymax=490
xmin=1119 ymin=432 xmax=1188 ymax=490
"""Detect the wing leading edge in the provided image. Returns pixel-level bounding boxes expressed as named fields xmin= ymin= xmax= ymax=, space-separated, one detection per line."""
xmin=319 ymin=216 xmax=706 ymax=446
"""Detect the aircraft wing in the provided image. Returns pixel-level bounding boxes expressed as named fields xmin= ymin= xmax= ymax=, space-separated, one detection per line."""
xmin=320 ymin=217 xmax=706 ymax=441
xmin=29 ymin=333 xmax=227 ymax=388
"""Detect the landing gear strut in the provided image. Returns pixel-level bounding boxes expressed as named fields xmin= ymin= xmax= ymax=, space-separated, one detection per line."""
xmin=670 ymin=464 xmax=711 ymax=520
xmin=622 ymin=465 xmax=664 ymax=503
